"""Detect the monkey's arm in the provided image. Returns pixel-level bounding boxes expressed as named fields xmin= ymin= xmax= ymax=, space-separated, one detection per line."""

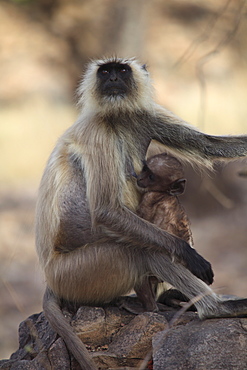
xmin=152 ymin=110 xmax=247 ymax=165
xmin=96 ymin=206 xmax=214 ymax=285
xmin=46 ymin=135 xmax=213 ymax=284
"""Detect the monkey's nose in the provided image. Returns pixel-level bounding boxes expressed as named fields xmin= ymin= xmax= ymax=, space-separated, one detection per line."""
xmin=110 ymin=71 xmax=118 ymax=81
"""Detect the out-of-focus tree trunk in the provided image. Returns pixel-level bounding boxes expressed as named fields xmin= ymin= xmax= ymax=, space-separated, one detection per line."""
xmin=102 ymin=0 xmax=149 ymax=59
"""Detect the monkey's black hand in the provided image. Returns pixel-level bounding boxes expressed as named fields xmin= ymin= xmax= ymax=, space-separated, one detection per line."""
xmin=180 ymin=244 xmax=214 ymax=285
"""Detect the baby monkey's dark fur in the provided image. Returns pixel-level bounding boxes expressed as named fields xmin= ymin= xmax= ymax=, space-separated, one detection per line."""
xmin=137 ymin=153 xmax=192 ymax=244
xmin=36 ymin=57 xmax=247 ymax=369
xmin=136 ymin=153 xmax=194 ymax=310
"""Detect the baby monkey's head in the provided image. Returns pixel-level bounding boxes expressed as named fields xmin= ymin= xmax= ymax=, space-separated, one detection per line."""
xmin=137 ymin=153 xmax=186 ymax=195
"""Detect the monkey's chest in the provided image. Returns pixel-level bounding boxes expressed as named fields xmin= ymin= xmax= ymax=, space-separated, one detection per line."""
xmin=123 ymin=154 xmax=143 ymax=212
xmin=123 ymin=177 xmax=141 ymax=211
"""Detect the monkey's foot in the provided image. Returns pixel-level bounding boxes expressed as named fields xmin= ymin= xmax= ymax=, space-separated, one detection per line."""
xmin=158 ymin=289 xmax=196 ymax=311
xmin=115 ymin=296 xmax=159 ymax=315
xmin=114 ymin=296 xmax=176 ymax=314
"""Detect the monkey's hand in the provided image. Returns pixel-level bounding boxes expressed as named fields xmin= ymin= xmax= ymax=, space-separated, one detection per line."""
xmin=179 ymin=244 xmax=214 ymax=285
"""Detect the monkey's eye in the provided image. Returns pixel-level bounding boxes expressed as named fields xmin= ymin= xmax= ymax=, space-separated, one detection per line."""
xmin=148 ymin=174 xmax=155 ymax=181
xmin=101 ymin=70 xmax=109 ymax=74
xmin=120 ymin=68 xmax=127 ymax=73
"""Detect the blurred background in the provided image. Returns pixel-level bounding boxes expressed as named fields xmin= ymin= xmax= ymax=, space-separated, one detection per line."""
xmin=1 ymin=0 xmax=247 ymax=359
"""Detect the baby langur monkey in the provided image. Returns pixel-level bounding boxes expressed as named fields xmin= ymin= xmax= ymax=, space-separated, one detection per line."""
xmin=135 ymin=153 xmax=194 ymax=310
xmin=36 ymin=57 xmax=247 ymax=370
xmin=137 ymin=153 xmax=192 ymax=244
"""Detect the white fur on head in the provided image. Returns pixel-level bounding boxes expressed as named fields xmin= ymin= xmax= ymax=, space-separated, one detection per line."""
xmin=77 ymin=57 xmax=154 ymax=114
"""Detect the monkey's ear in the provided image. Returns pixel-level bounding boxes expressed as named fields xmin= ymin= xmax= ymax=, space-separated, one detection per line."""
xmin=168 ymin=179 xmax=186 ymax=195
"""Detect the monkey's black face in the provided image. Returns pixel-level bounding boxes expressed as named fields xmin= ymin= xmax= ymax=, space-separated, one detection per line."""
xmin=97 ymin=62 xmax=134 ymax=98
xmin=137 ymin=164 xmax=157 ymax=189
xmin=137 ymin=163 xmax=186 ymax=194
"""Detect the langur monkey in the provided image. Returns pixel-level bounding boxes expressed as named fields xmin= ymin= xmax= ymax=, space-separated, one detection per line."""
xmin=137 ymin=153 xmax=192 ymax=245
xmin=36 ymin=57 xmax=247 ymax=370
xmin=136 ymin=153 xmax=193 ymax=309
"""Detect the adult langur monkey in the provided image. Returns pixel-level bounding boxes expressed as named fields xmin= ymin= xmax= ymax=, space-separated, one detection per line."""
xmin=36 ymin=57 xmax=247 ymax=369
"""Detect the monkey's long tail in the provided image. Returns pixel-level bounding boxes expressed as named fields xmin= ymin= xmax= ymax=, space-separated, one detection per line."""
xmin=43 ymin=287 xmax=97 ymax=370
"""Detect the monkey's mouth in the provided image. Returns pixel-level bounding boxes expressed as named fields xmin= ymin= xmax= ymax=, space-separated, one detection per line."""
xmin=137 ymin=180 xmax=146 ymax=188
xmin=106 ymin=88 xmax=127 ymax=97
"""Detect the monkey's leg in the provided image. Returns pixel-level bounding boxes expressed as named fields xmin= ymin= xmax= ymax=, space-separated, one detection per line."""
xmin=45 ymin=245 xmax=247 ymax=319
xmin=158 ymin=288 xmax=196 ymax=311
xmin=135 ymin=276 xmax=159 ymax=312
xmin=149 ymin=254 xmax=247 ymax=319
xmin=45 ymin=243 xmax=142 ymax=304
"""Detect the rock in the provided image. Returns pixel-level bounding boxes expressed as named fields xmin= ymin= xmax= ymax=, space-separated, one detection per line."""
xmin=153 ymin=317 xmax=247 ymax=370
xmin=93 ymin=312 xmax=168 ymax=369
xmin=72 ymin=305 xmax=134 ymax=346
xmin=108 ymin=312 xmax=167 ymax=357
xmin=0 ymin=297 xmax=247 ymax=370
